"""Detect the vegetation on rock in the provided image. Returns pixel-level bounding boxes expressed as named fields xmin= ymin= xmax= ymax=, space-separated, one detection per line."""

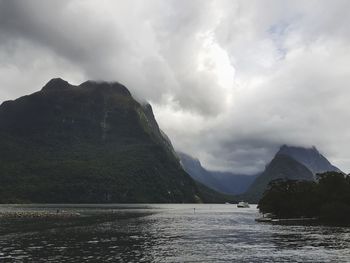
xmin=0 ymin=78 xmax=232 ymax=203
xmin=258 ymin=172 xmax=350 ymax=224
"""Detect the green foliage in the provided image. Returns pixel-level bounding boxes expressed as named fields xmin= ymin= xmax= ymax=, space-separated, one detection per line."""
xmin=0 ymin=80 xmax=209 ymax=203
xmin=258 ymin=172 xmax=350 ymax=224
xmin=319 ymin=202 xmax=350 ymax=223
xmin=0 ymin=134 xmax=199 ymax=203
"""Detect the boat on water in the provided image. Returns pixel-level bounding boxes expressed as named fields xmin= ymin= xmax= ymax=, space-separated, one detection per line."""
xmin=237 ymin=201 xmax=250 ymax=208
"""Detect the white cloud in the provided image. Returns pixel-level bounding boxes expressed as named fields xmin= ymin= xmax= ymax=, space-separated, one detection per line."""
xmin=0 ymin=0 xmax=350 ymax=173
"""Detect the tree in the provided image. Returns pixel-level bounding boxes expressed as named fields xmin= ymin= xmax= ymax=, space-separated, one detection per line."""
xmin=258 ymin=172 xmax=350 ymax=224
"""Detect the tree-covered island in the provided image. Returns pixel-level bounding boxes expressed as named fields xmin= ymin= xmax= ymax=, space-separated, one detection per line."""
xmin=258 ymin=172 xmax=350 ymax=225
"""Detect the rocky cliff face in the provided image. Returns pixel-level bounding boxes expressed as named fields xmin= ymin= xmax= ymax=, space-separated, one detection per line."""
xmin=0 ymin=78 xmax=204 ymax=203
xmin=277 ymin=145 xmax=342 ymax=176
xmin=243 ymin=153 xmax=314 ymax=202
xmin=243 ymin=145 xmax=341 ymax=202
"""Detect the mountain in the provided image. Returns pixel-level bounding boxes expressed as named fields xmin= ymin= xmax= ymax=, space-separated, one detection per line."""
xmin=178 ymin=152 xmax=257 ymax=195
xmin=278 ymin=145 xmax=342 ymax=176
xmin=243 ymin=145 xmax=341 ymax=202
xmin=0 ymin=78 xmax=227 ymax=203
xmin=243 ymin=153 xmax=314 ymax=202
xmin=178 ymin=152 xmax=222 ymax=192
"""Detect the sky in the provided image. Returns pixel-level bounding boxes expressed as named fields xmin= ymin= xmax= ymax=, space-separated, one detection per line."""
xmin=1 ymin=0 xmax=350 ymax=174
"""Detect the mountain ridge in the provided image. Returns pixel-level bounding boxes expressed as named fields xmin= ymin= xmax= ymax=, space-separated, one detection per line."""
xmin=242 ymin=145 xmax=342 ymax=202
xmin=242 ymin=153 xmax=315 ymax=202
xmin=179 ymin=145 xmax=342 ymax=203
xmin=178 ymin=152 xmax=258 ymax=195
xmin=277 ymin=145 xmax=342 ymax=176
xmin=0 ymin=78 xmax=230 ymax=203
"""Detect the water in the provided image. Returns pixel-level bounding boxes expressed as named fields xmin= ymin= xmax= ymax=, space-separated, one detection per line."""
xmin=0 ymin=204 xmax=349 ymax=262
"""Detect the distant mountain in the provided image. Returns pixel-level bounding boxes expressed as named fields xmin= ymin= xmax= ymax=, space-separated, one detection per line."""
xmin=0 ymin=78 xmax=228 ymax=203
xmin=243 ymin=145 xmax=341 ymax=202
xmin=178 ymin=152 xmax=221 ymax=191
xmin=278 ymin=145 xmax=342 ymax=176
xmin=178 ymin=152 xmax=257 ymax=195
xmin=243 ymin=153 xmax=314 ymax=202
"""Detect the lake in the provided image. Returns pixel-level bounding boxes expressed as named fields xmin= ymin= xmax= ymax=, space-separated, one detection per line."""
xmin=0 ymin=204 xmax=349 ymax=262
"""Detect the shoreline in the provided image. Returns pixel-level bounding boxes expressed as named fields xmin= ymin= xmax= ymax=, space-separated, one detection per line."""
xmin=256 ymin=217 xmax=318 ymax=224
xmin=255 ymin=216 xmax=350 ymax=227
xmin=0 ymin=211 xmax=81 ymax=219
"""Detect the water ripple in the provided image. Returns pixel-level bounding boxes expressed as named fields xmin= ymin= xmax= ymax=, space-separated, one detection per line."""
xmin=0 ymin=204 xmax=349 ymax=262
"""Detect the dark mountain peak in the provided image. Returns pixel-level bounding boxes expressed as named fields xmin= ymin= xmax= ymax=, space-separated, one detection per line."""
xmin=279 ymin=144 xmax=319 ymax=155
xmin=277 ymin=144 xmax=341 ymax=174
xmin=243 ymin=153 xmax=314 ymax=202
xmin=268 ymin=153 xmax=311 ymax=174
xmin=42 ymin=78 xmax=72 ymax=91
xmin=243 ymin=144 xmax=342 ymax=202
xmin=79 ymin=80 xmax=131 ymax=97
xmin=0 ymin=78 xmax=216 ymax=203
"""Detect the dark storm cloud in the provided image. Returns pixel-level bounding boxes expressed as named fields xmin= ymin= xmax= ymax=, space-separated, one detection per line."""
xmin=1 ymin=0 xmax=350 ymax=173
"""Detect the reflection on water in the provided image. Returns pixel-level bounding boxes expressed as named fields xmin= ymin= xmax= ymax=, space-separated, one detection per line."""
xmin=0 ymin=204 xmax=349 ymax=262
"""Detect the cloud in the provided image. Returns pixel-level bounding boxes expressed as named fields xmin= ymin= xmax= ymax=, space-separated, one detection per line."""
xmin=1 ymin=0 xmax=350 ymax=173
